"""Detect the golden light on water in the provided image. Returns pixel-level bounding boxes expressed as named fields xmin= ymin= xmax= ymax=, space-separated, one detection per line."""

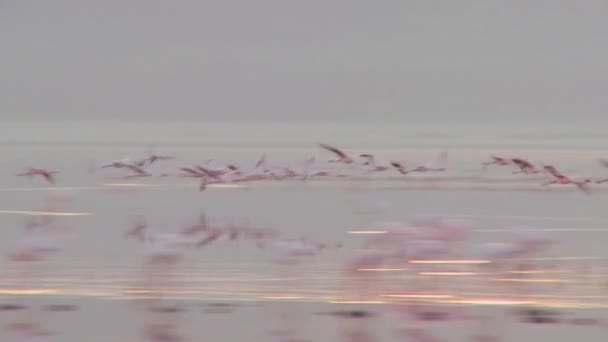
xmin=418 ymin=272 xmax=478 ymax=276
xmin=448 ymin=298 xmax=536 ymax=306
xmin=409 ymin=259 xmax=491 ymax=264
xmin=0 ymin=289 xmax=59 ymax=295
xmin=513 ymin=256 xmax=601 ymax=261
xmin=329 ymin=301 xmax=387 ymax=304
xmin=0 ymin=187 xmax=85 ymax=192
xmin=382 ymin=294 xmax=455 ymax=299
xmin=490 ymin=278 xmax=572 ymax=283
xmin=509 ymin=270 xmax=561 ymax=274
xmin=478 ymin=228 xmax=608 ymax=233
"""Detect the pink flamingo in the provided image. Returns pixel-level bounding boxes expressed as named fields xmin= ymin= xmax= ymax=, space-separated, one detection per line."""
xmin=542 ymin=165 xmax=591 ymax=193
xmin=318 ymin=143 xmax=354 ymax=164
xmin=482 ymin=155 xmax=512 ymax=169
xmin=511 ymin=158 xmax=540 ymax=174
xmin=17 ymin=168 xmax=58 ymax=184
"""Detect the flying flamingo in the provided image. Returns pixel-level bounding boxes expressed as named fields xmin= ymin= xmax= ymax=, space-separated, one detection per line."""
xmin=390 ymin=152 xmax=448 ymax=175
xmin=145 ymin=153 xmax=175 ymax=166
xmin=541 ymin=165 xmax=592 ymax=193
xmin=194 ymin=229 xmax=224 ymax=248
xmin=100 ymin=158 xmax=134 ymax=169
xmin=286 ymin=156 xmax=338 ymax=180
xmin=101 ymin=150 xmax=174 ymax=169
xmin=359 ymin=154 xmax=390 ymax=173
xmin=17 ymin=168 xmax=58 ymax=184
xmin=318 ymin=143 xmax=354 ymax=164
xmin=121 ymin=164 xmax=153 ymax=178
xmin=511 ymin=158 xmax=540 ymax=174
xmin=482 ymin=155 xmax=512 ymax=169
xmin=178 ymin=166 xmax=208 ymax=178
xmin=389 ymin=161 xmax=410 ymax=175
xmin=255 ymin=153 xmax=268 ymax=171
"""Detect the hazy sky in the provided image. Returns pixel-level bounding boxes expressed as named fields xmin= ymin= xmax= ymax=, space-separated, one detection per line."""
xmin=2 ymin=1 xmax=608 ymax=124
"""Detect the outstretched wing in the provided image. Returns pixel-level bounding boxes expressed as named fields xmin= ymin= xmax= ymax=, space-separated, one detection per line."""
xmin=180 ymin=167 xmax=202 ymax=176
xmin=41 ymin=172 xmax=56 ymax=184
xmin=124 ymin=164 xmax=149 ymax=176
xmin=319 ymin=143 xmax=348 ymax=159
xmin=542 ymin=165 xmax=561 ymax=178
xmin=390 ymin=161 xmax=408 ymax=175
xmin=512 ymin=158 xmax=532 ymax=169
xmin=255 ymin=154 xmax=266 ymax=169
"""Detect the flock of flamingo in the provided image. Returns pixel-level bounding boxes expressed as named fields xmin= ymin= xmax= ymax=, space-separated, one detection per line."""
xmin=16 ymin=143 xmax=608 ymax=194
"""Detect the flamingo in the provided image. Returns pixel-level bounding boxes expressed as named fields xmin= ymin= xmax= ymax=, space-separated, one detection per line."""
xmin=541 ymin=165 xmax=591 ymax=193
xmin=318 ymin=143 xmax=354 ymax=164
xmin=100 ymin=158 xmax=134 ymax=169
xmin=288 ymin=156 xmax=337 ymax=180
xmin=391 ymin=152 xmax=448 ymax=174
xmin=121 ymin=164 xmax=153 ymax=178
xmin=194 ymin=229 xmax=224 ymax=248
xmin=482 ymin=155 xmax=512 ymax=169
xmin=359 ymin=154 xmax=390 ymax=173
xmin=178 ymin=166 xmax=208 ymax=178
xmin=511 ymin=158 xmax=540 ymax=174
xmin=101 ymin=151 xmax=173 ymax=170
xmin=145 ymin=153 xmax=175 ymax=166
xmin=17 ymin=168 xmax=58 ymax=184
xmin=389 ymin=161 xmax=410 ymax=175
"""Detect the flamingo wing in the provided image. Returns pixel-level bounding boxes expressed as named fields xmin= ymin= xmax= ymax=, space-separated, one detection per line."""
xmin=318 ymin=143 xmax=348 ymax=159
xmin=41 ymin=172 xmax=56 ymax=184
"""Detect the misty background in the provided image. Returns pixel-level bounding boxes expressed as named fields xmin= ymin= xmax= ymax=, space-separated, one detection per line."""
xmin=1 ymin=1 xmax=607 ymax=125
